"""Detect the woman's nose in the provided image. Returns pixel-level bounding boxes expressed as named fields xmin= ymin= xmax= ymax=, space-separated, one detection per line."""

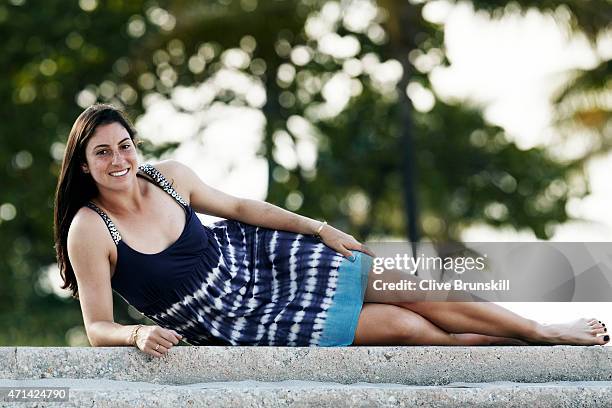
xmin=111 ymin=151 xmax=123 ymax=165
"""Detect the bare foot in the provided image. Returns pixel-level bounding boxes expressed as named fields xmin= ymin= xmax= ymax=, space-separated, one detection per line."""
xmin=531 ymin=318 xmax=609 ymax=346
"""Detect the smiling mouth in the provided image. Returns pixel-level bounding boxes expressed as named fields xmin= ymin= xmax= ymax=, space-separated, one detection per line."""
xmin=109 ymin=168 xmax=129 ymax=177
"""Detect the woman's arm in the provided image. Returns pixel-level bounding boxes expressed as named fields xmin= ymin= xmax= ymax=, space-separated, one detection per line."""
xmin=68 ymin=208 xmax=181 ymax=356
xmin=235 ymin=199 xmax=375 ymax=259
xmin=236 ymin=198 xmax=320 ymax=235
xmin=163 ymin=161 xmax=313 ymax=232
xmin=169 ymin=160 xmax=374 ymax=259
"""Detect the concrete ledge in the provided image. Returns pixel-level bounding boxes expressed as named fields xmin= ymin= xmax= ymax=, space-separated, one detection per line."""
xmin=1 ymin=378 xmax=611 ymax=407
xmin=0 ymin=348 xmax=15 ymax=380
xmin=1 ymin=346 xmax=611 ymax=386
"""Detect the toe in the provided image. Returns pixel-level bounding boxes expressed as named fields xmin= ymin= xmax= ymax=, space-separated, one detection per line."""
xmin=592 ymin=327 xmax=606 ymax=335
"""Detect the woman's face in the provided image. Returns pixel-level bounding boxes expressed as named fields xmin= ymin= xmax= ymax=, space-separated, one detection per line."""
xmin=82 ymin=122 xmax=139 ymax=191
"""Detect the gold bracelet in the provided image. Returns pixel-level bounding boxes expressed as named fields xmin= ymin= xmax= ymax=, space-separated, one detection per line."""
xmin=314 ymin=221 xmax=327 ymax=240
xmin=131 ymin=324 xmax=143 ymax=346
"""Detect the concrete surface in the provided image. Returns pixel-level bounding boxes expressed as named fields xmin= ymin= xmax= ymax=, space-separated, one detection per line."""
xmin=1 ymin=346 xmax=610 ymax=385
xmin=0 ymin=378 xmax=611 ymax=407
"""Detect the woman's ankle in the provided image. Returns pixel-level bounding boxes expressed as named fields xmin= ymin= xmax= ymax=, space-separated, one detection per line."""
xmin=522 ymin=320 xmax=551 ymax=343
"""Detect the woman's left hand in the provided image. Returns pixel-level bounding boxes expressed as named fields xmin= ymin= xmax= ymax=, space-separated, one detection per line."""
xmin=317 ymin=223 xmax=376 ymax=260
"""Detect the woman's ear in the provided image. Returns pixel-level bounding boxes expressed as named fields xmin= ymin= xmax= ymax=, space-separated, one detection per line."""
xmin=81 ymin=163 xmax=89 ymax=174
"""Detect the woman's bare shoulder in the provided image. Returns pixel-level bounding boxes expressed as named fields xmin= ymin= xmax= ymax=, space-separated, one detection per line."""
xmin=68 ymin=206 xmax=115 ymax=252
xmin=146 ymin=159 xmax=190 ymax=179
xmin=68 ymin=206 xmax=115 ymax=288
xmin=144 ymin=160 xmax=194 ymax=195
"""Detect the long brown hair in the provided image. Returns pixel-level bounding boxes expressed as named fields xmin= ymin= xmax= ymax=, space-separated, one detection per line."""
xmin=54 ymin=104 xmax=137 ymax=299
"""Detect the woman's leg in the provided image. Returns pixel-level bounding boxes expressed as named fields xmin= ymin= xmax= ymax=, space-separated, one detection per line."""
xmin=362 ymin=266 xmax=609 ymax=345
xmin=384 ymin=301 xmax=608 ymax=345
xmin=352 ymin=303 xmax=528 ymax=346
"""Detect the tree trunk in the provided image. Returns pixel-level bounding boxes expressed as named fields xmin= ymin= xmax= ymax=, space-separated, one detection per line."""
xmin=381 ymin=0 xmax=421 ymax=258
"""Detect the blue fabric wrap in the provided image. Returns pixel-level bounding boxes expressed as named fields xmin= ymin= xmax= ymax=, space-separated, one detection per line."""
xmin=319 ymin=250 xmax=373 ymax=346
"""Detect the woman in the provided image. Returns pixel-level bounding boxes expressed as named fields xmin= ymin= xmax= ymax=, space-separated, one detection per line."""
xmin=55 ymin=104 xmax=608 ymax=357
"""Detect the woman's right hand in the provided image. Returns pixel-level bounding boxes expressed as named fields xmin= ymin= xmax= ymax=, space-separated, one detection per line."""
xmin=135 ymin=325 xmax=183 ymax=357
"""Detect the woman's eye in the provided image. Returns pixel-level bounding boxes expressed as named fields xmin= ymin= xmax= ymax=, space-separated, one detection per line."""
xmin=121 ymin=144 xmax=131 ymax=149
xmin=96 ymin=150 xmax=108 ymax=156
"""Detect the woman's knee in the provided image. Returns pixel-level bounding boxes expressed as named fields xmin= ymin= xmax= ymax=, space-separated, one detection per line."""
xmin=388 ymin=309 xmax=428 ymax=341
xmin=353 ymin=304 xmax=425 ymax=345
